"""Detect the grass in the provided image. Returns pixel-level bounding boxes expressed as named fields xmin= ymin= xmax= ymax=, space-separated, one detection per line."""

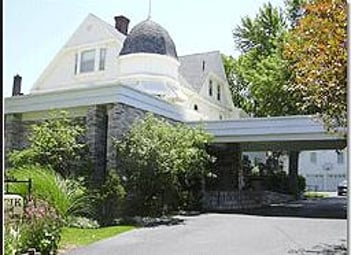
xmin=303 ymin=191 xmax=330 ymax=199
xmin=59 ymin=226 xmax=135 ymax=249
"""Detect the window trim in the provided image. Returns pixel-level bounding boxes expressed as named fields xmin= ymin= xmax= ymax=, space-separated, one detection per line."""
xmin=79 ymin=49 xmax=96 ymax=73
xmin=74 ymin=47 xmax=107 ymax=75
xmin=99 ymin=48 xmax=107 ymax=71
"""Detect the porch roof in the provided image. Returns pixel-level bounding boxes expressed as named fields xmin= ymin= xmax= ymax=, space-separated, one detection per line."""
xmin=187 ymin=116 xmax=346 ymax=151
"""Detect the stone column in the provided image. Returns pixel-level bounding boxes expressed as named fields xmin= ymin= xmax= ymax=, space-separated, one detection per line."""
xmin=86 ymin=105 xmax=108 ymax=185
xmin=4 ymin=113 xmax=23 ymax=168
xmin=210 ymin=143 xmax=242 ymax=191
xmin=106 ymin=103 xmax=147 ymax=171
xmin=288 ymin=151 xmax=300 ymax=197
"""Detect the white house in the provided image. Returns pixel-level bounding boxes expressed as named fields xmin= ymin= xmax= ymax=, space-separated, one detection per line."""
xmin=29 ymin=14 xmax=244 ymax=122
xmin=299 ymin=150 xmax=346 ymax=191
xmin=5 ymin=13 xmax=346 ymax=194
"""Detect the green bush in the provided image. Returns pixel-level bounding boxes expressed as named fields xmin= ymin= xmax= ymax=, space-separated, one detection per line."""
xmin=93 ymin=170 xmax=126 ymax=225
xmin=5 ymin=223 xmax=20 ymax=255
xmin=8 ymin=111 xmax=86 ymax=178
xmin=298 ymin=175 xmax=306 ymax=194
xmin=7 ymin=165 xmax=91 ymax=219
xmin=264 ymin=171 xmax=306 ymax=195
xmin=114 ymin=114 xmax=212 ymax=217
xmin=265 ymin=171 xmax=289 ymax=193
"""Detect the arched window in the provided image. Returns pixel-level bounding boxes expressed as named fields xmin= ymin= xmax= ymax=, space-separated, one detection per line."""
xmin=194 ymin=104 xmax=198 ymax=111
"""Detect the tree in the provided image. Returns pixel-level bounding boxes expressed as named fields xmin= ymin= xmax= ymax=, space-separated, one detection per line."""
xmin=284 ymin=0 xmax=308 ymax=28
xmin=114 ymin=114 xmax=212 ymax=216
xmin=9 ymin=111 xmax=87 ymax=178
xmin=227 ymin=3 xmax=302 ymax=117
xmin=284 ymin=0 xmax=347 ymax=131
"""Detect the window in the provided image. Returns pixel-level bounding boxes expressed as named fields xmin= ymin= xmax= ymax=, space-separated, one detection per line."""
xmin=217 ymin=85 xmax=221 ymax=101
xmin=209 ymin=80 xmax=213 ymax=96
xmin=310 ymin=152 xmax=317 ymax=163
xmin=80 ymin=49 xmax=96 ymax=73
xmin=99 ymin=48 xmax=107 ymax=71
xmin=194 ymin=104 xmax=198 ymax=111
xmin=74 ymin=53 xmax=78 ymax=74
xmin=219 ymin=115 xmax=223 ymax=120
xmin=337 ymin=152 xmax=344 ymax=164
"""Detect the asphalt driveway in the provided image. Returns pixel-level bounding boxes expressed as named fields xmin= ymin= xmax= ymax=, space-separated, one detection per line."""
xmin=65 ymin=196 xmax=347 ymax=255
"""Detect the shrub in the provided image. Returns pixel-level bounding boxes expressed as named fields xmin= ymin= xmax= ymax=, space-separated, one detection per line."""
xmin=66 ymin=216 xmax=100 ymax=229
xmin=114 ymin=114 xmax=212 ymax=216
xmin=5 ymin=223 xmax=21 ymax=255
xmin=7 ymin=165 xmax=91 ymax=219
xmin=93 ymin=170 xmax=126 ymax=225
xmin=298 ymin=175 xmax=306 ymax=194
xmin=8 ymin=111 xmax=86 ymax=178
xmin=18 ymin=199 xmax=63 ymax=255
xmin=265 ymin=171 xmax=306 ymax=195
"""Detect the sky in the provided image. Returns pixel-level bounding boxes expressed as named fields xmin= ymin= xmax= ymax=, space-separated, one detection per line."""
xmin=3 ymin=0 xmax=285 ymax=97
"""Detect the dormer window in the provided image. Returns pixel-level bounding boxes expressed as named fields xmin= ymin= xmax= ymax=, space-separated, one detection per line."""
xmin=217 ymin=84 xmax=221 ymax=101
xmin=209 ymin=80 xmax=213 ymax=96
xmin=80 ymin=49 xmax=96 ymax=73
xmin=75 ymin=48 xmax=107 ymax=75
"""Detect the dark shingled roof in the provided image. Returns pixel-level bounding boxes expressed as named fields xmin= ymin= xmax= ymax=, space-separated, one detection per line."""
xmin=120 ymin=19 xmax=178 ymax=59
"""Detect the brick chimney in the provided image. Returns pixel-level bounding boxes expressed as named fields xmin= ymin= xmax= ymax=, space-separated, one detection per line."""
xmin=12 ymin=74 xmax=23 ymax=96
xmin=114 ymin=15 xmax=130 ymax=35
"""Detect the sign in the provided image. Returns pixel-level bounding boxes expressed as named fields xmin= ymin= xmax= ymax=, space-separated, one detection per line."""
xmin=4 ymin=194 xmax=24 ymax=219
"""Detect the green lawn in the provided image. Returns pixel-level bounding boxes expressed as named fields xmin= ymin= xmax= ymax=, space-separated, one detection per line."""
xmin=304 ymin=191 xmax=330 ymax=199
xmin=59 ymin=226 xmax=135 ymax=249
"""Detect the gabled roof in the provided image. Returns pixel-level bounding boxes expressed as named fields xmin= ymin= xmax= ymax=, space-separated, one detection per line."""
xmin=64 ymin=13 xmax=125 ymax=48
xmin=179 ymin=51 xmax=227 ymax=92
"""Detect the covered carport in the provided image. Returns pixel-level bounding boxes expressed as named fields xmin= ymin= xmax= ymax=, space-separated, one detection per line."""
xmin=188 ymin=115 xmax=346 ymax=203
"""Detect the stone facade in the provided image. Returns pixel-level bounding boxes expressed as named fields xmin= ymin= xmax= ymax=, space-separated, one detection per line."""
xmin=204 ymin=190 xmax=293 ymax=210
xmin=4 ymin=102 xmax=162 ymax=184
xmin=86 ymin=105 xmax=108 ymax=185
xmin=106 ymin=103 xmax=148 ymax=170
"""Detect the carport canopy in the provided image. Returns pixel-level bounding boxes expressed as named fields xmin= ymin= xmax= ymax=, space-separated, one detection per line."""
xmin=187 ymin=115 xmax=346 ymax=151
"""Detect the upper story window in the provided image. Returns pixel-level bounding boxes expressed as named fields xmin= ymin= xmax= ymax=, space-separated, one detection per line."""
xmin=75 ymin=48 xmax=107 ymax=75
xmin=209 ymin=80 xmax=213 ymax=96
xmin=80 ymin=49 xmax=96 ymax=73
xmin=310 ymin=152 xmax=317 ymax=163
xmin=217 ymin=84 xmax=221 ymax=101
xmin=194 ymin=104 xmax=198 ymax=111
xmin=337 ymin=152 xmax=344 ymax=164
xmin=99 ymin=48 xmax=107 ymax=71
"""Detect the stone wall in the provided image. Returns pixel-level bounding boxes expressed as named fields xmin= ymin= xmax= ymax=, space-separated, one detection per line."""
xmin=106 ymin=103 xmax=148 ymax=170
xmin=204 ymin=190 xmax=293 ymax=210
xmin=86 ymin=105 xmax=108 ymax=185
xmin=5 ymin=114 xmax=36 ymax=168
xmin=4 ymin=102 xmax=174 ymax=184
